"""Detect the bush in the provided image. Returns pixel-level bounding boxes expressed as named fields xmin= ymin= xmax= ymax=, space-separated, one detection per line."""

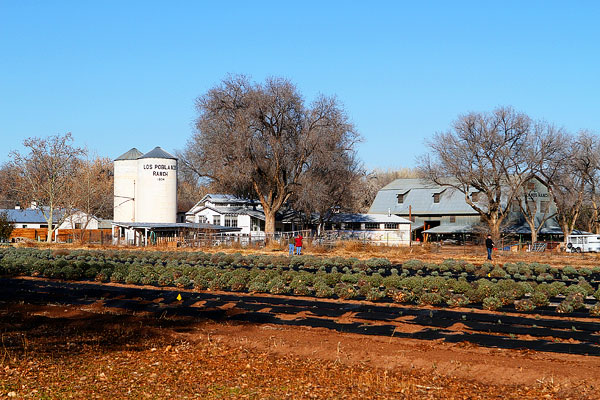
xmin=447 ymin=294 xmax=469 ymax=308
xmin=314 ymin=282 xmax=334 ymax=298
xmin=175 ymin=276 xmax=191 ymax=288
xmin=382 ymin=275 xmax=403 ymax=290
xmin=392 ymin=289 xmax=416 ymax=304
xmin=482 ymin=296 xmax=503 ymax=311
xmin=229 ymin=274 xmax=249 ymax=291
xmin=125 ymin=269 xmax=144 ymax=285
xmin=334 ymin=283 xmax=357 ymax=299
xmin=267 ymin=277 xmax=287 ymax=294
xmin=530 ymin=291 xmax=549 ymax=307
xmin=422 ymin=276 xmax=448 ymax=293
xmin=157 ymin=272 xmax=174 ymax=286
xmin=365 ymin=288 xmax=385 ymax=301
xmin=556 ymin=300 xmax=574 ymax=314
xmin=450 ymin=279 xmax=471 ymax=294
xmin=110 ymin=271 xmax=126 ymax=283
xmin=590 ymin=303 xmax=600 ymax=317
xmin=489 ymin=266 xmax=507 ymax=278
xmin=419 ymin=292 xmax=443 ymax=306
xmin=514 ymin=299 xmax=536 ymax=312
xmin=194 ymin=276 xmax=211 ymax=290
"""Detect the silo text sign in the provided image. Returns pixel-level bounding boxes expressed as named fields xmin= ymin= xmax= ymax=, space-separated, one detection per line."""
xmin=142 ymin=164 xmax=177 ymax=178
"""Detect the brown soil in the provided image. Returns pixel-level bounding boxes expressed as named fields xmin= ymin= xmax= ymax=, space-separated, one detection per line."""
xmin=1 ymin=278 xmax=599 ymax=398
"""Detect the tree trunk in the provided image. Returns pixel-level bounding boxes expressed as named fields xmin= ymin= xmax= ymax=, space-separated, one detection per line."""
xmin=526 ymin=218 xmax=537 ymax=244
xmin=487 ymin=215 xmax=501 ymax=244
xmin=264 ymin=208 xmax=276 ymax=238
xmin=561 ymin=222 xmax=570 ymax=247
xmin=46 ymin=210 xmax=53 ymax=243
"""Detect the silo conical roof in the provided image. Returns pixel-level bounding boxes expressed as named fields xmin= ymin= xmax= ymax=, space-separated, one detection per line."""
xmin=139 ymin=146 xmax=177 ymax=160
xmin=115 ymin=148 xmax=143 ymax=161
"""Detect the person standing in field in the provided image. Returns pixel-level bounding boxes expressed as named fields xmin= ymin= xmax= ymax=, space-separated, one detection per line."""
xmin=485 ymin=234 xmax=495 ymax=261
xmin=294 ymin=234 xmax=303 ymax=255
xmin=288 ymin=235 xmax=295 ymax=256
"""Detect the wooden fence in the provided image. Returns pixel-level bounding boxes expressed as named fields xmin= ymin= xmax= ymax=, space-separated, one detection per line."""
xmin=9 ymin=228 xmax=112 ymax=244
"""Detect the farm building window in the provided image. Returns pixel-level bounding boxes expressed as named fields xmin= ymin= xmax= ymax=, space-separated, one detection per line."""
xmin=540 ymin=201 xmax=549 ymax=213
xmin=384 ymin=223 xmax=399 ymax=229
xmin=449 ymin=216 xmax=456 ymax=223
xmin=527 ymin=182 xmax=535 ymax=190
xmin=433 ymin=193 xmax=440 ymax=203
xmin=526 ymin=200 xmax=536 ymax=212
xmin=224 ymin=216 xmax=238 ymax=228
xmin=511 ymin=200 xmax=520 ymax=212
xmin=75 ymin=223 xmax=82 ymax=229
xmin=365 ymin=223 xmax=379 ymax=230
xmin=397 ymin=194 xmax=404 ymax=204
xmin=197 ymin=216 xmax=207 ymax=224
xmin=471 ymin=192 xmax=479 ymax=202
xmin=213 ymin=215 xmax=221 ymax=225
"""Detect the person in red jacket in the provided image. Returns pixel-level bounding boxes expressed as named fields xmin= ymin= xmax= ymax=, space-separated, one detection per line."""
xmin=294 ymin=234 xmax=303 ymax=255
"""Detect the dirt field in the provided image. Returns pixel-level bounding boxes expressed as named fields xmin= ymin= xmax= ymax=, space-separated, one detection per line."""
xmin=1 ymin=276 xmax=599 ymax=399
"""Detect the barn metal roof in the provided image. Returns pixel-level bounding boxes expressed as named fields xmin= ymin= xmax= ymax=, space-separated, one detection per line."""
xmin=114 ymin=148 xmax=143 ymax=161
xmin=369 ymin=178 xmax=482 ymax=216
xmin=0 ymin=208 xmax=66 ymax=223
xmin=326 ymin=213 xmax=410 ymax=224
xmin=422 ymin=224 xmax=475 ymax=234
xmin=139 ymin=147 xmax=177 ymax=160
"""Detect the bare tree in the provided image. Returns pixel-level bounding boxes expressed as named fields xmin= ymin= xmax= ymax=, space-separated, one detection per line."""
xmin=0 ymin=163 xmax=20 ymax=209
xmin=181 ymin=76 xmax=360 ymax=234
xmin=418 ymin=107 xmax=534 ymax=241
xmin=175 ymin=159 xmax=211 ymax=214
xmin=292 ymin=151 xmax=364 ymax=232
xmin=9 ymin=133 xmax=85 ymax=242
xmin=575 ymin=131 xmax=600 ymax=234
xmin=542 ymin=131 xmax=596 ymax=242
xmin=512 ymin=123 xmax=566 ymax=242
xmin=66 ymin=155 xmax=113 ymax=242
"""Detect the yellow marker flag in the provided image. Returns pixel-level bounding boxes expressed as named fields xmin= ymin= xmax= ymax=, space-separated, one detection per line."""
xmin=176 ymin=293 xmax=182 ymax=301
xmin=487 ymin=273 xmax=491 ymax=277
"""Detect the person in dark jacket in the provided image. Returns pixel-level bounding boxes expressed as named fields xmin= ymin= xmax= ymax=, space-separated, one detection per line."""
xmin=485 ymin=234 xmax=495 ymax=261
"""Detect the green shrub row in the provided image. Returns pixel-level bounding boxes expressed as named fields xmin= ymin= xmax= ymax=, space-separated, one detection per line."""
xmin=1 ymin=247 xmax=600 ymax=315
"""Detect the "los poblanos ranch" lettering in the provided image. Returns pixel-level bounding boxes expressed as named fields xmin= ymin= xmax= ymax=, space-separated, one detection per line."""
xmin=143 ymin=163 xmax=177 ymax=179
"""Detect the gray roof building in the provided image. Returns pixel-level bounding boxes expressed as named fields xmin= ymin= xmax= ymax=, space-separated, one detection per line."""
xmin=368 ymin=178 xmax=479 ymax=216
xmin=0 ymin=208 xmax=65 ymax=223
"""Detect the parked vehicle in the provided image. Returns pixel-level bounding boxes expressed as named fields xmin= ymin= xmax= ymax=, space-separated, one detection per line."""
xmin=566 ymin=234 xmax=600 ymax=253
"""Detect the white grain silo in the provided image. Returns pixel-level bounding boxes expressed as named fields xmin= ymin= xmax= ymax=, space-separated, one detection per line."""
xmin=113 ymin=148 xmax=143 ymax=222
xmin=135 ymin=147 xmax=177 ymax=223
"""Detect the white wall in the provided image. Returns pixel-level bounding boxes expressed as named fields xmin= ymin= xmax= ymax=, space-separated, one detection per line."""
xmin=136 ymin=157 xmax=177 ymax=223
xmin=58 ymin=211 xmax=99 ymax=229
xmin=191 ymin=209 xmax=254 ymax=235
xmin=114 ymin=159 xmax=138 ymax=223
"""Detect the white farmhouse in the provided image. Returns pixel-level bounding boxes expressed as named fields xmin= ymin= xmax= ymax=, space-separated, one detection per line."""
xmin=185 ymin=194 xmax=301 ymax=235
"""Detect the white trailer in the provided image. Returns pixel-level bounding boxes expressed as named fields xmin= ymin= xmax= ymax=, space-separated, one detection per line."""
xmin=566 ymin=234 xmax=600 ymax=253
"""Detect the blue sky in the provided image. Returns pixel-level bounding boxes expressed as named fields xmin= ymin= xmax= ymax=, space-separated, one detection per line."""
xmin=1 ymin=1 xmax=599 ymax=169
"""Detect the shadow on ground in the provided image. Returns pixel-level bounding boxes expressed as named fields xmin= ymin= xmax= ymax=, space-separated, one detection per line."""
xmin=0 ymin=278 xmax=598 ymax=357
